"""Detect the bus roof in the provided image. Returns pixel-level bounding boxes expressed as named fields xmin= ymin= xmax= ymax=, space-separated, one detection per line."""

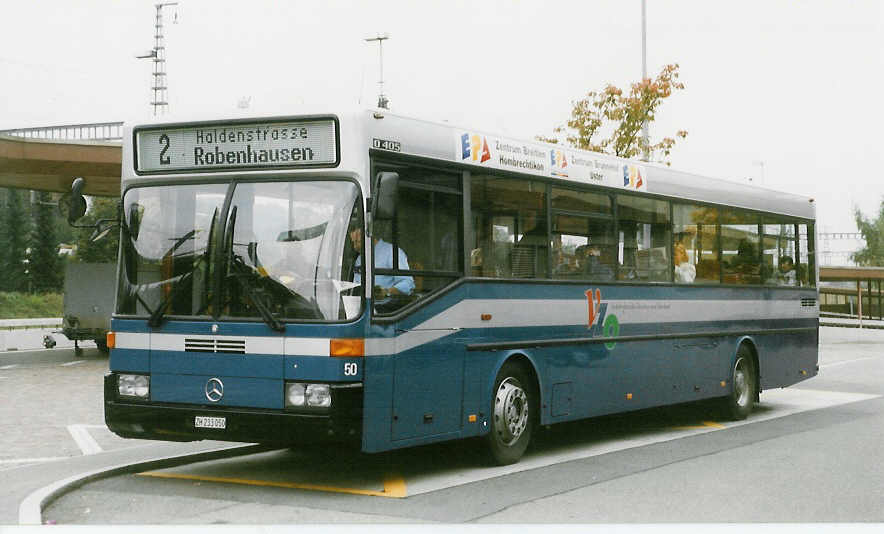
xmin=123 ymin=107 xmax=815 ymax=221
xmin=366 ymin=109 xmax=815 ymax=221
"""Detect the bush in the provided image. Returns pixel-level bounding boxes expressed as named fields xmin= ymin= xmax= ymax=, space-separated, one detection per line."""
xmin=0 ymin=292 xmax=63 ymax=319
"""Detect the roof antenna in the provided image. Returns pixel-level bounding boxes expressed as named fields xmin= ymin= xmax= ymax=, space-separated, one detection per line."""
xmin=364 ymin=33 xmax=390 ymax=109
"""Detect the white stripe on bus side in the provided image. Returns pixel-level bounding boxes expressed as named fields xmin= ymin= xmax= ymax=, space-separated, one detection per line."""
xmin=109 ymin=297 xmax=814 ymax=357
xmin=283 ymin=337 xmax=330 ymax=356
xmin=364 ymin=297 xmax=816 ymax=356
xmin=114 ymin=332 xmax=149 ymax=350
xmin=112 ymin=333 xmax=330 ymax=356
xmin=418 ymin=298 xmax=814 ymax=331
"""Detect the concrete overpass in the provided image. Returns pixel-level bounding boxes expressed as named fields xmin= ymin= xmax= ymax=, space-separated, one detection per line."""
xmin=0 ymin=123 xmax=123 ymax=197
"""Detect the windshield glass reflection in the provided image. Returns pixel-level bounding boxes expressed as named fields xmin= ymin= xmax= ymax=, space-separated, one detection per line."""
xmin=117 ymin=180 xmax=363 ymax=323
xmin=222 ymin=181 xmax=362 ymax=322
xmin=117 ymin=183 xmax=227 ymax=319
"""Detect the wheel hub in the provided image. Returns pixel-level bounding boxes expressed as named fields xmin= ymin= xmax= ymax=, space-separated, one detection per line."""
xmin=734 ymin=358 xmax=750 ymax=408
xmin=494 ymin=378 xmax=528 ymax=446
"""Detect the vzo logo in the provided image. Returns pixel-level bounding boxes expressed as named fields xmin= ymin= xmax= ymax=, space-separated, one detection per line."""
xmin=585 ymin=288 xmax=619 ymax=350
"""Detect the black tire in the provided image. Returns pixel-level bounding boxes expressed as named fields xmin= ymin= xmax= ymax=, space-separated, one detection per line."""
xmin=96 ymin=339 xmax=109 ymax=354
xmin=486 ymin=362 xmax=535 ymax=465
xmin=721 ymin=345 xmax=757 ymax=420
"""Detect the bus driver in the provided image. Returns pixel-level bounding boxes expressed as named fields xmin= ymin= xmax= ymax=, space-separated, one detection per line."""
xmin=349 ymin=223 xmax=415 ymax=299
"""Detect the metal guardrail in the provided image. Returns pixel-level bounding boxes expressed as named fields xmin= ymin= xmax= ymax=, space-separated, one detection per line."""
xmin=0 ymin=318 xmax=63 ymax=331
xmin=0 ymin=122 xmax=123 ymax=142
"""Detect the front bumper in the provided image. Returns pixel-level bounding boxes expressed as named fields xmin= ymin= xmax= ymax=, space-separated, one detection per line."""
xmin=104 ymin=373 xmax=363 ymax=444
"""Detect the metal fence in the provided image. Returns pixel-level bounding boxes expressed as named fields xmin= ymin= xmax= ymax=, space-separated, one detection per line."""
xmin=0 ymin=122 xmax=123 ymax=142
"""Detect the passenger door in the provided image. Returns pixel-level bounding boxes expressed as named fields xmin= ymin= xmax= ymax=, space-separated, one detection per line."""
xmin=371 ymin=163 xmax=466 ymax=442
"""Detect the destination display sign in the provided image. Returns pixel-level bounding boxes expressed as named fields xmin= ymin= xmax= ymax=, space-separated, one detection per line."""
xmin=455 ymin=131 xmax=648 ymax=192
xmin=135 ymin=118 xmax=338 ymax=173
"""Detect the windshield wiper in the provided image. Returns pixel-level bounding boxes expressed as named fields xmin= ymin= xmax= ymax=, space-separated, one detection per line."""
xmin=145 ymin=208 xmax=219 ymax=328
xmin=147 ymin=269 xmax=197 ymax=328
xmin=227 ymin=255 xmax=285 ymax=332
xmin=222 ymin=206 xmax=285 ymax=332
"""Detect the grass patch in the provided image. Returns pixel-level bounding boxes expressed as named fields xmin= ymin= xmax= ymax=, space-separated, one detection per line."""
xmin=0 ymin=292 xmax=63 ymax=319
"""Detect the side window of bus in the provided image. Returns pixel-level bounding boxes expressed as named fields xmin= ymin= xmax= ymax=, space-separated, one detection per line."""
xmin=798 ymin=223 xmax=815 ymax=286
xmin=471 ymin=175 xmax=548 ymax=279
xmin=551 ymin=188 xmax=615 ymax=281
xmin=374 ymin=166 xmax=462 ymax=315
xmin=617 ymin=195 xmax=671 ymax=282
xmin=673 ymin=204 xmax=719 ymax=284
xmin=721 ymin=209 xmax=762 ymax=285
xmin=762 ymin=219 xmax=798 ymax=286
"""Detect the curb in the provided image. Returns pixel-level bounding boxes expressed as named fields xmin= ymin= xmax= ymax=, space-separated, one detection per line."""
xmin=19 ymin=443 xmax=274 ymax=525
xmin=820 ymin=322 xmax=884 ymax=330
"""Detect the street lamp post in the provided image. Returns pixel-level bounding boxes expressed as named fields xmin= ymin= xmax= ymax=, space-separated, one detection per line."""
xmin=753 ymin=160 xmax=765 ymax=186
xmin=364 ymin=33 xmax=390 ymax=109
xmin=641 ymin=0 xmax=649 ymax=161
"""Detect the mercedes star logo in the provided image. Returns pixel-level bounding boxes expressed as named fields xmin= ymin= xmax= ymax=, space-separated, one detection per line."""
xmin=205 ymin=377 xmax=224 ymax=402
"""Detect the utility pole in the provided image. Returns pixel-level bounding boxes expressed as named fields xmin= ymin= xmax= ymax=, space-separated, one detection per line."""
xmin=364 ymin=33 xmax=390 ymax=109
xmin=137 ymin=2 xmax=179 ymax=116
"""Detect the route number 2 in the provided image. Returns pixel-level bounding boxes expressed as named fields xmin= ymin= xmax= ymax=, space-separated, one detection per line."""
xmin=158 ymin=134 xmax=171 ymax=165
xmin=343 ymin=362 xmax=358 ymax=376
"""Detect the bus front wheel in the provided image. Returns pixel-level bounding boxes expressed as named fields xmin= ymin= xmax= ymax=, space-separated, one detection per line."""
xmin=486 ymin=362 xmax=534 ymax=465
xmin=721 ymin=346 xmax=757 ymax=420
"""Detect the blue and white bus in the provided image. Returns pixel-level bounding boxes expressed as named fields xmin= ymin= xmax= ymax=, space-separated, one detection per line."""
xmin=99 ymin=108 xmax=818 ymax=464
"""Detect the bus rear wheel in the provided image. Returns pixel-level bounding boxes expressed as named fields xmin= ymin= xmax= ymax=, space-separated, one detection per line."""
xmin=486 ymin=362 xmax=534 ymax=465
xmin=721 ymin=346 xmax=756 ymax=420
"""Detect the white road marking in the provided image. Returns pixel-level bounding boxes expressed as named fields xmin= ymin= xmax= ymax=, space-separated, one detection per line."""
xmin=820 ymin=356 xmax=880 ymax=369
xmin=0 ymin=457 xmax=68 ymax=465
xmin=66 ymin=424 xmax=103 ymax=456
xmin=60 ymin=360 xmax=86 ymax=367
xmin=0 ymin=364 xmax=17 ymax=370
xmin=403 ymin=388 xmax=880 ymax=497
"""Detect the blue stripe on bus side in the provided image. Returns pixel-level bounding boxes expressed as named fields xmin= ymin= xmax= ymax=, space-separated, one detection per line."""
xmin=109 ymin=348 xmax=150 ymax=373
xmin=110 ymin=319 xmax=150 ymax=333
xmin=466 ymin=318 xmax=817 ymax=344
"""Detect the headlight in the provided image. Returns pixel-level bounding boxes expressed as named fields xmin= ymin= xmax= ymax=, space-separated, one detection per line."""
xmin=118 ymin=374 xmax=150 ymax=399
xmin=285 ymin=382 xmax=306 ymax=407
xmin=306 ymin=384 xmax=331 ymax=408
xmin=284 ymin=382 xmax=332 ymax=409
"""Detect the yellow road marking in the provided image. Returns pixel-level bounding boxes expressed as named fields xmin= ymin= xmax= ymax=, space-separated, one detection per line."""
xmin=137 ymin=471 xmax=407 ymax=498
xmin=673 ymin=421 xmax=726 ymax=430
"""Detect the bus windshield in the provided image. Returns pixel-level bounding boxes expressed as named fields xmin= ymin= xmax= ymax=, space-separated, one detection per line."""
xmin=223 ymin=180 xmax=362 ymax=323
xmin=117 ymin=180 xmax=363 ymax=323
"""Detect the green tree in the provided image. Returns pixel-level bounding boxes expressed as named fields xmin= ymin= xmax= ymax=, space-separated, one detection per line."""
xmin=73 ymin=196 xmax=120 ymax=264
xmin=1 ymin=188 xmax=30 ymax=291
xmin=29 ymin=190 xmax=63 ymax=292
xmin=852 ymin=200 xmax=884 ymax=266
xmin=539 ymin=64 xmax=688 ymax=165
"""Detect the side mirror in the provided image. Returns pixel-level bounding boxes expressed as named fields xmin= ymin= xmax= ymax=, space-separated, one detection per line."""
xmin=127 ymin=203 xmax=144 ymax=241
xmin=59 ymin=178 xmax=88 ymax=224
xmin=89 ymin=220 xmax=119 ymax=242
xmin=372 ymin=172 xmax=399 ymax=220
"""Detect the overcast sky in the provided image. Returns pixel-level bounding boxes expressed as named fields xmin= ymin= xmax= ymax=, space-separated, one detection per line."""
xmin=1 ymin=0 xmax=881 ymax=233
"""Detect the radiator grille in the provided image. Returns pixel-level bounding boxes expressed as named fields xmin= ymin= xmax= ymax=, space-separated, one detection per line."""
xmin=184 ymin=338 xmax=246 ymax=354
xmin=801 ymin=298 xmax=818 ymax=308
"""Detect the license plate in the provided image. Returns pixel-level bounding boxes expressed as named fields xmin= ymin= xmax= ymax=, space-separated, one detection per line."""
xmin=194 ymin=416 xmax=226 ymax=429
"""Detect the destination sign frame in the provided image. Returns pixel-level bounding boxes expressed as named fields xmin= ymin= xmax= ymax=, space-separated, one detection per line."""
xmin=133 ymin=115 xmax=340 ymax=174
